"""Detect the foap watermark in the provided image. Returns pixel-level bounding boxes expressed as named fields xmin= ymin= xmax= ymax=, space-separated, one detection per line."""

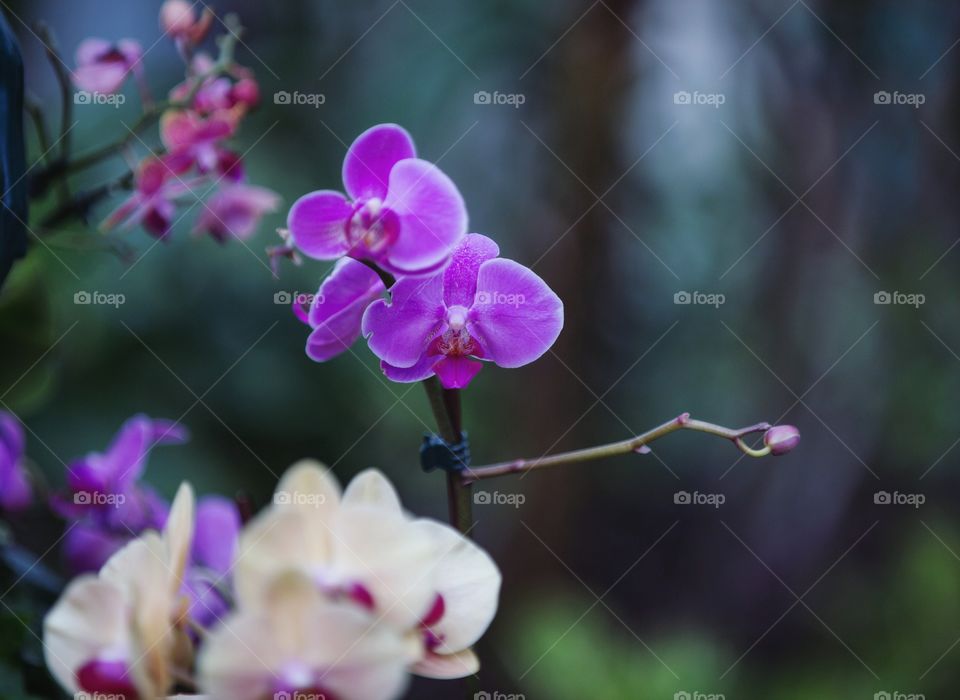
xmin=74 ymin=491 xmax=126 ymax=508
xmin=273 ymin=693 xmax=330 ymax=700
xmin=874 ymin=490 xmax=925 ymax=509
xmin=874 ymin=291 xmax=924 ymax=308
xmin=673 ymin=90 xmax=725 ymax=108
xmin=474 ymin=490 xmax=526 ymax=508
xmin=474 ymin=692 xmax=525 ymax=700
xmin=74 ymin=290 xmax=126 ymax=308
xmin=274 ymin=291 xmax=324 ymax=306
xmin=674 ymin=490 xmax=725 ymax=508
xmin=74 ymin=90 xmax=126 ymax=108
xmin=674 ymin=290 xmax=725 ymax=308
xmin=874 ymin=692 xmax=925 ymax=700
xmin=874 ymin=91 xmax=925 ymax=108
xmin=274 ymin=490 xmax=327 ymax=508
xmin=76 ymin=692 xmax=129 ymax=700
xmin=274 ymin=90 xmax=326 ymax=108
xmin=475 ymin=290 xmax=525 ymax=308
xmin=474 ymin=90 xmax=525 ymax=108
xmin=675 ymin=692 xmax=725 ymax=700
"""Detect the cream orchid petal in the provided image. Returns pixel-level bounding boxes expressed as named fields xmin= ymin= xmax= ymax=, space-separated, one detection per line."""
xmin=341 ymin=468 xmax=404 ymax=514
xmin=199 ymin=572 xmax=412 ymax=700
xmin=332 ymin=507 xmax=439 ymax=629
xmin=411 ymin=648 xmax=480 ymax=679
xmin=233 ymin=508 xmax=331 ymax=608
xmin=43 ymin=576 xmax=133 ymax=694
xmin=274 ymin=459 xmax=342 ymax=523
xmin=164 ymin=481 xmax=196 ymax=589
xmin=414 ymin=519 xmax=501 ymax=654
xmin=101 ymin=533 xmax=178 ymax=696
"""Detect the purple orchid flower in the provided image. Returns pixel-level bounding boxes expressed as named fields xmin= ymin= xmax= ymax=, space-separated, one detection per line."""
xmin=287 ymin=123 xmax=467 ymax=276
xmin=195 ymin=183 xmax=281 ymax=242
xmin=185 ymin=496 xmax=242 ymax=631
xmin=54 ymin=415 xmax=188 ymax=573
xmin=72 ymin=38 xmax=143 ymax=95
xmin=361 ymin=233 xmax=564 ymax=389
xmin=294 ymin=257 xmax=386 ymax=362
xmin=0 ymin=412 xmax=32 ymax=512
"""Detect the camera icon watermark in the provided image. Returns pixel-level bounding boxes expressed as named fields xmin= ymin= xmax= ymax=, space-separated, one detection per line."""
xmin=473 ymin=90 xmax=525 ymax=108
xmin=674 ymin=490 xmax=725 ymax=508
xmin=673 ymin=290 xmax=725 ymax=308
xmin=474 ymin=490 xmax=526 ymax=508
xmin=74 ymin=90 xmax=126 ymax=109
xmin=274 ymin=291 xmax=324 ymax=306
xmin=274 ymin=90 xmax=326 ymax=108
xmin=673 ymin=90 xmax=725 ymax=108
xmin=74 ymin=491 xmax=127 ymax=508
xmin=873 ymin=91 xmax=925 ymax=108
xmin=873 ymin=490 xmax=925 ymax=509
xmin=475 ymin=290 xmax=525 ymax=308
xmin=74 ymin=290 xmax=126 ymax=308
xmin=873 ymin=291 xmax=924 ymax=308
xmin=274 ymin=490 xmax=327 ymax=508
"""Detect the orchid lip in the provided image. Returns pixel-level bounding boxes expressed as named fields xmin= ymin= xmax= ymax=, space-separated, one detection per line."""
xmin=346 ymin=197 xmax=399 ymax=257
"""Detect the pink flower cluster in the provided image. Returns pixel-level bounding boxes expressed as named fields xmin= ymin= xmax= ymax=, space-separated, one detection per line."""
xmin=288 ymin=124 xmax=564 ymax=389
xmin=75 ymin=1 xmax=279 ymax=242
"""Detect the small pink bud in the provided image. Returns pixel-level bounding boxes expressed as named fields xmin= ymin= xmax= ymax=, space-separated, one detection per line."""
xmin=763 ymin=425 xmax=800 ymax=455
xmin=160 ymin=0 xmax=213 ymax=44
xmin=160 ymin=0 xmax=195 ymax=36
xmin=231 ymin=78 xmax=260 ymax=109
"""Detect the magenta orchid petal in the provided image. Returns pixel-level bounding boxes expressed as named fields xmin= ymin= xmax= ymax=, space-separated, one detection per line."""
xmin=442 ymin=233 xmax=500 ymax=308
xmin=380 ymin=355 xmax=439 ymax=384
xmin=382 ymin=159 xmax=467 ymax=273
xmin=73 ymin=38 xmax=142 ymax=95
xmin=196 ymin=184 xmax=280 ymax=242
xmin=193 ymin=496 xmax=241 ymax=576
xmin=75 ymin=38 xmax=113 ymax=66
xmin=304 ymin=260 xmax=385 ymax=362
xmin=287 ymin=190 xmax=353 ymax=260
xmin=62 ymin=522 xmax=129 ymax=574
xmin=469 ymin=259 xmax=564 ymax=368
xmin=433 ymin=356 xmax=484 ymax=389
xmin=342 ymin=123 xmax=416 ymax=201
xmin=362 ymin=274 xmax=446 ymax=368
xmin=0 ymin=412 xmax=31 ymax=511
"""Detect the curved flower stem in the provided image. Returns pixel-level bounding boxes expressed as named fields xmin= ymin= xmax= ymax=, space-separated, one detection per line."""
xmin=35 ymin=13 xmax=245 ymax=184
xmin=422 ymin=377 xmax=474 ymax=535
xmin=462 ymin=413 xmax=777 ymax=484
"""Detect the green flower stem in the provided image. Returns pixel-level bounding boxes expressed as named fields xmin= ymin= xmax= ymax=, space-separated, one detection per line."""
xmin=462 ymin=413 xmax=775 ymax=484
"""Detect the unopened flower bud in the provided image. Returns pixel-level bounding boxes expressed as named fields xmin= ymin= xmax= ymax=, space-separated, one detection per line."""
xmin=230 ymin=78 xmax=260 ymax=109
xmin=763 ymin=425 xmax=800 ymax=456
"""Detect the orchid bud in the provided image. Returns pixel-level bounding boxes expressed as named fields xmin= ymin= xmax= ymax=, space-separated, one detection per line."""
xmin=763 ymin=425 xmax=800 ymax=455
xmin=230 ymin=77 xmax=260 ymax=109
xmin=160 ymin=0 xmax=213 ymax=45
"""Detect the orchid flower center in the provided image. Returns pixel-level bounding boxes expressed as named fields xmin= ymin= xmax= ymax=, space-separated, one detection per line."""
xmin=347 ymin=198 xmax=399 ymax=255
xmin=437 ymin=306 xmax=476 ymax=357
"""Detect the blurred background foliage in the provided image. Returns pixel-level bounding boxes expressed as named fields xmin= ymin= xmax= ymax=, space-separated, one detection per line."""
xmin=2 ymin=0 xmax=960 ymax=697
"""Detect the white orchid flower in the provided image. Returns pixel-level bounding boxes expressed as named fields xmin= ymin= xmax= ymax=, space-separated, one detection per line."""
xmin=234 ymin=462 xmax=501 ymax=680
xmin=198 ymin=571 xmax=415 ymax=700
xmin=44 ymin=483 xmax=195 ymax=699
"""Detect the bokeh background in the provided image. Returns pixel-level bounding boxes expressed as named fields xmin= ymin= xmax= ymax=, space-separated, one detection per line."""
xmin=2 ymin=0 xmax=960 ymax=697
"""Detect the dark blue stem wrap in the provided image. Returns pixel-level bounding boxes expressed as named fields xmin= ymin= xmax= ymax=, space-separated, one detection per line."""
xmin=420 ymin=431 xmax=470 ymax=473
